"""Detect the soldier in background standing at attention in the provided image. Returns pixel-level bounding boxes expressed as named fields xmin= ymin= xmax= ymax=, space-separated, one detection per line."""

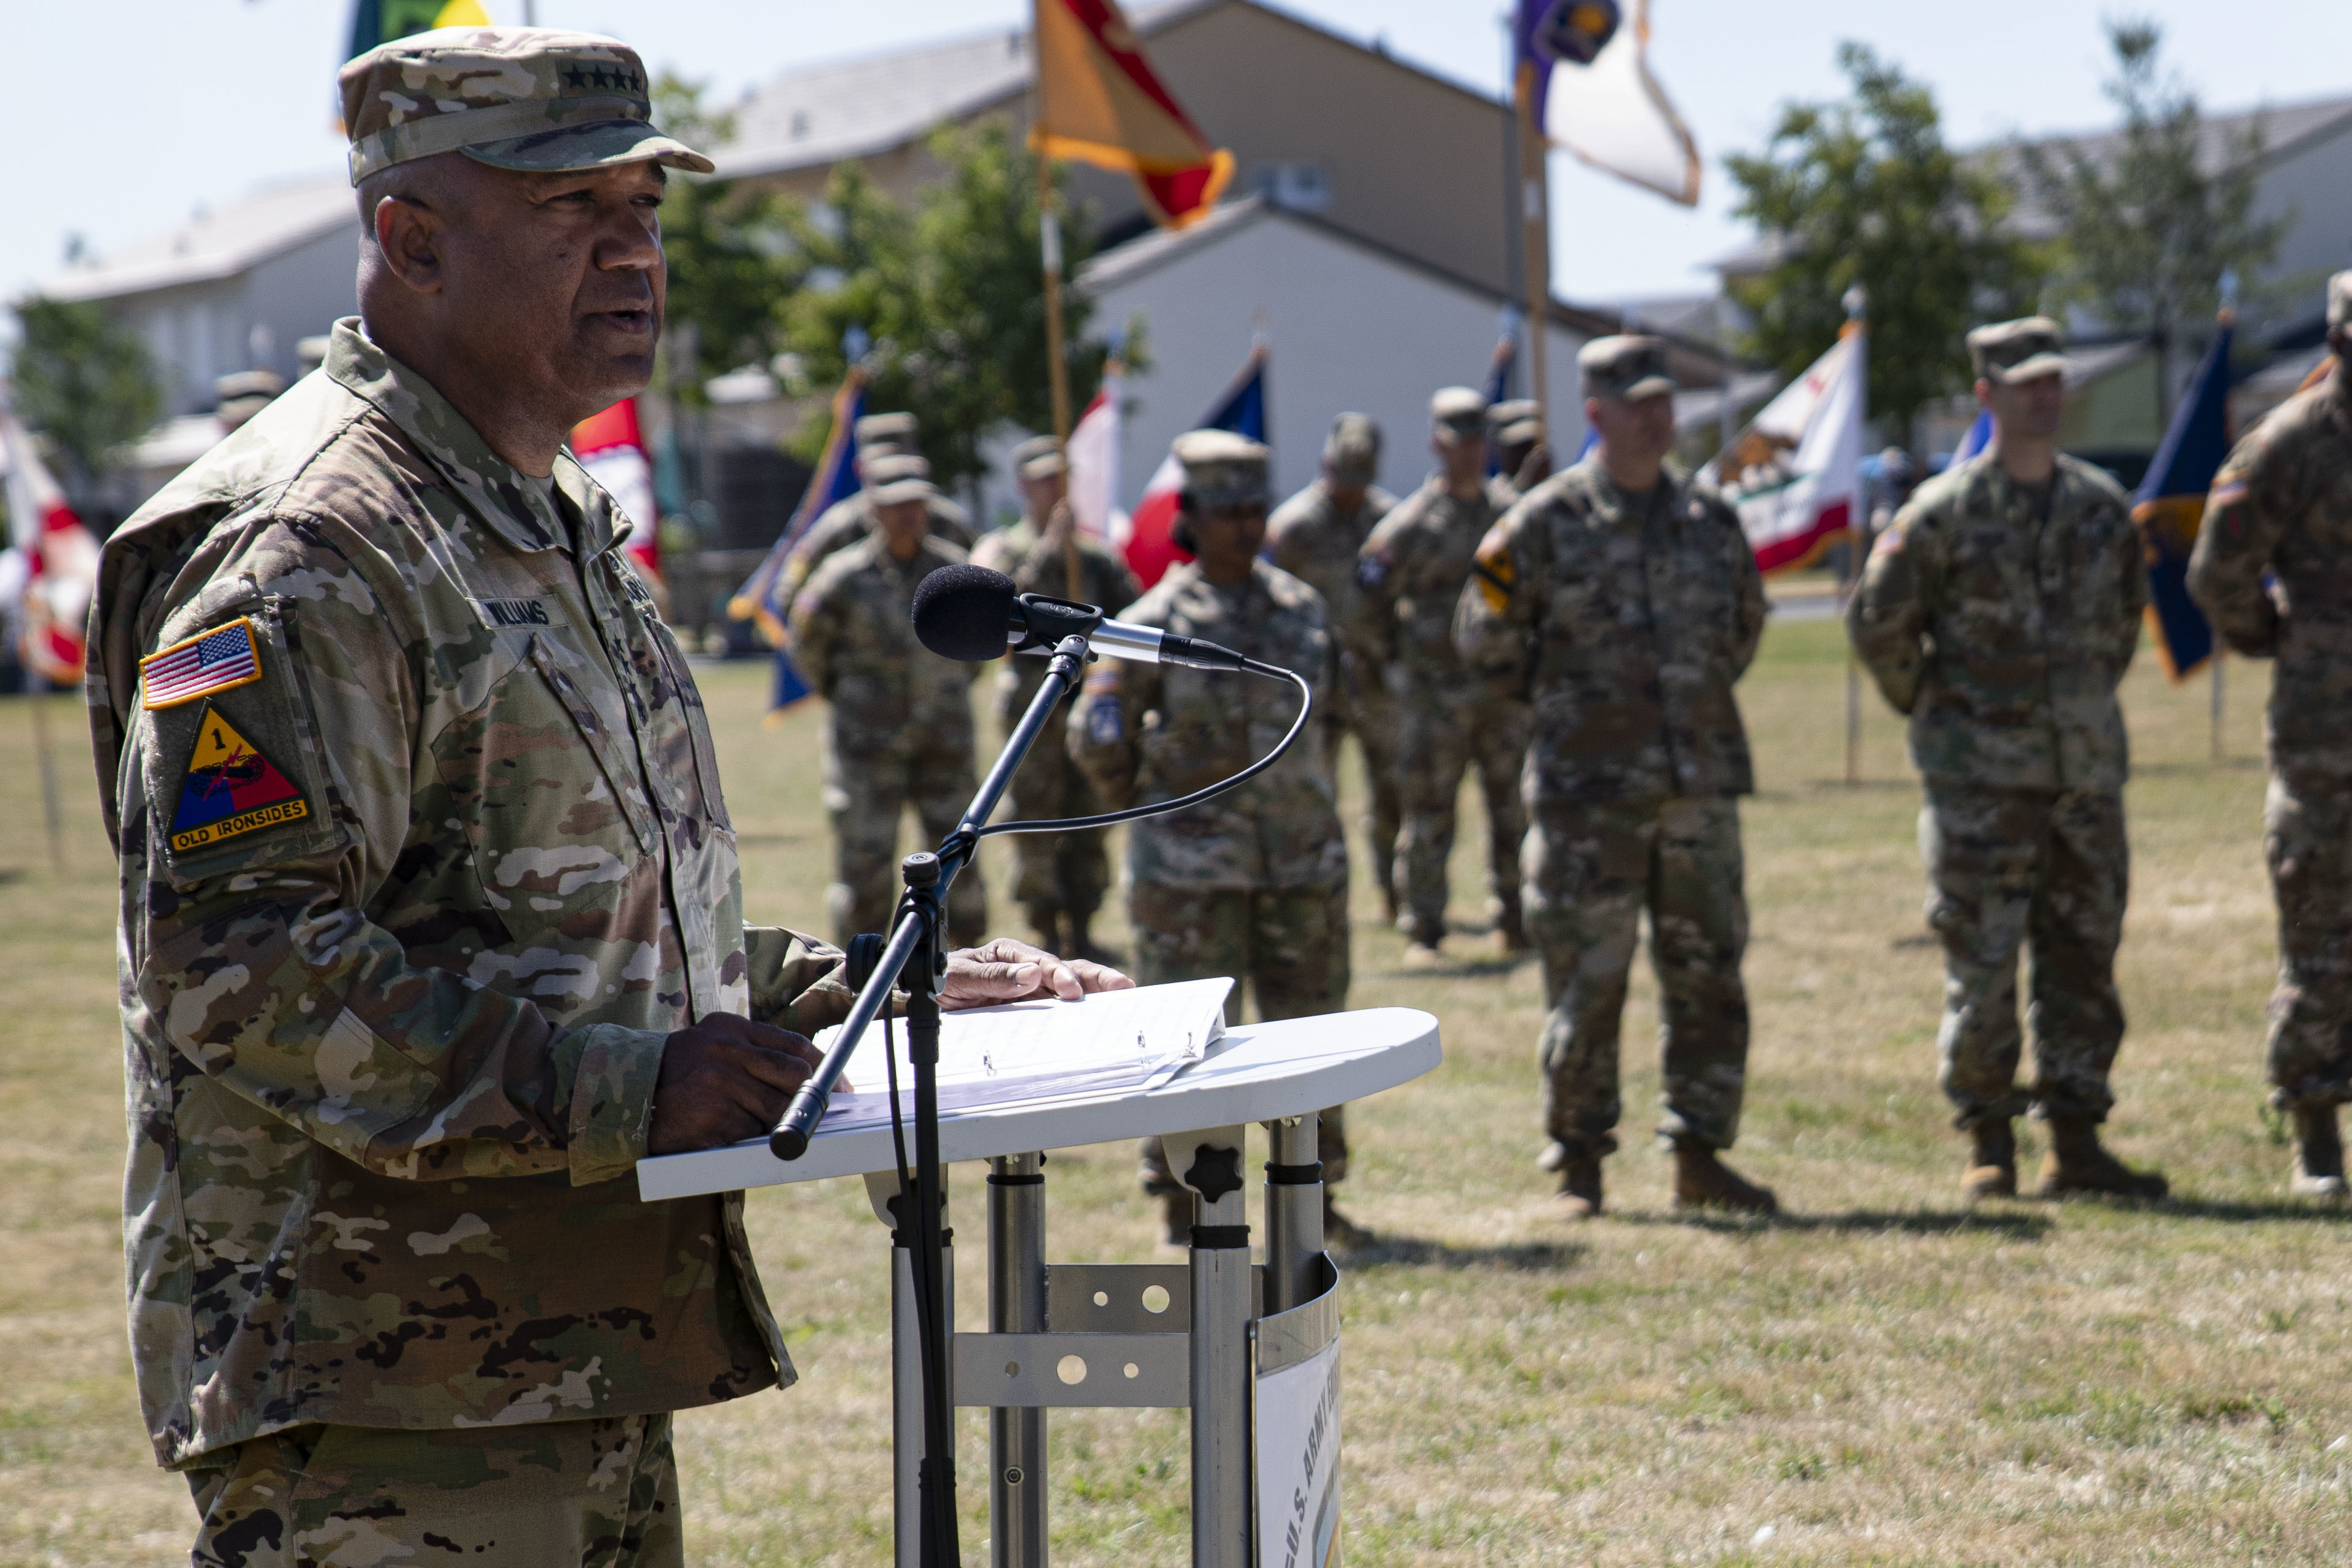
xmin=1266 ymin=414 xmax=1402 ymax=923
xmin=791 ymin=473 xmax=989 ymax=946
xmin=1457 ymin=336 xmax=1775 ymax=1219
xmin=782 ymin=412 xmax=976 ymax=595
xmin=971 ymin=435 xmax=1140 ymax=960
xmin=1361 ymin=387 xmax=1530 ymax=965
xmin=1072 ymin=430 xmax=1368 ymax=1248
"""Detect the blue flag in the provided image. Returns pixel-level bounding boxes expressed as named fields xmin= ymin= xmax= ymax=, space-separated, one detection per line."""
xmin=1952 ymin=408 xmax=1992 ymax=466
xmin=1203 ymin=347 xmax=1267 ymax=441
xmin=2132 ymin=327 xmax=2232 ymax=681
xmin=729 ymin=368 xmax=867 ymax=711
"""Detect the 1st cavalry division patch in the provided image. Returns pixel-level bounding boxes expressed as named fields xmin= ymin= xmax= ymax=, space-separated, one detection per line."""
xmin=169 ymin=703 xmax=309 ymax=853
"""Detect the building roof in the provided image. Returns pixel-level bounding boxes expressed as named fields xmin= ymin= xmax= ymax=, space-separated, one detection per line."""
xmin=711 ymin=0 xmax=1221 ymax=183
xmin=42 ymin=175 xmax=353 ymax=304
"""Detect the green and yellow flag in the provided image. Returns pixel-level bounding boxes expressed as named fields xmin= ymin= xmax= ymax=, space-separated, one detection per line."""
xmin=346 ymin=0 xmax=493 ymax=62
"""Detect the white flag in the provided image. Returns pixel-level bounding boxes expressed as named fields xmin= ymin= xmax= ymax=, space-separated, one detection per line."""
xmin=1544 ymin=0 xmax=1701 ymax=207
xmin=1066 ymin=370 xmax=1125 ymax=544
xmin=1706 ymin=328 xmax=1867 ymax=573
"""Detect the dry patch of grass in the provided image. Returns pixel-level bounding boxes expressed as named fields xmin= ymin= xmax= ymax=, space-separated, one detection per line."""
xmin=5 ymin=618 xmax=2349 ymax=1564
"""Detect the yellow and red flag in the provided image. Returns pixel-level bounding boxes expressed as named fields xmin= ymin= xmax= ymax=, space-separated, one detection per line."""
xmin=1031 ymin=0 xmax=1232 ymax=230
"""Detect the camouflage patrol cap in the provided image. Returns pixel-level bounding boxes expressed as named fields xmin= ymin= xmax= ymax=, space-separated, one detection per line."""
xmin=871 ymin=476 xmax=936 ymax=508
xmin=1430 ymin=387 xmax=1489 ymax=440
xmin=1578 ymin=335 xmax=1676 ymax=402
xmin=340 ymin=28 xmax=713 ymax=186
xmin=855 ymin=412 xmax=919 ymax=453
xmin=1968 ymin=317 xmax=2068 ymax=384
xmin=1011 ymin=434 xmax=1066 ymax=480
xmin=1172 ymin=429 xmax=1271 ymax=509
xmin=1323 ymin=413 xmax=1380 ymax=485
xmin=2329 ymin=270 xmax=2352 ymax=331
xmin=1486 ymin=398 xmax=1538 ymax=434
xmin=861 ymin=452 xmax=930 ymax=488
xmin=1498 ymin=417 xmax=1544 ymax=448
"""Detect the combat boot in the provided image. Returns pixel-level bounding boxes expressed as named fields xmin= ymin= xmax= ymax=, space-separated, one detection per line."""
xmin=1671 ymin=1141 xmax=1777 ymax=1214
xmin=2038 ymin=1115 xmax=2168 ymax=1200
xmin=1960 ymin=1119 xmax=2018 ymax=1202
xmin=1550 ymin=1147 xmax=1604 ymax=1221
xmin=2291 ymin=1104 xmax=2346 ymax=1199
xmin=1322 ymin=1191 xmax=1375 ymax=1251
xmin=1401 ymin=940 xmax=1447 ymax=971
xmin=1158 ymin=1190 xmax=1192 ymax=1248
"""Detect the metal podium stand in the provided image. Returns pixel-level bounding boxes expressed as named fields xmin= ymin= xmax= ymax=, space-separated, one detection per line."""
xmin=638 ymin=1005 xmax=1441 ymax=1567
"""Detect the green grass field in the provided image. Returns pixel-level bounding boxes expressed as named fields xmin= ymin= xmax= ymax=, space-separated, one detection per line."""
xmin=5 ymin=616 xmax=2348 ymax=1564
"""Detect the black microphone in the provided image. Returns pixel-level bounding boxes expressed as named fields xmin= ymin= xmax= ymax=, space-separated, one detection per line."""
xmin=910 ymin=563 xmax=1248 ymax=671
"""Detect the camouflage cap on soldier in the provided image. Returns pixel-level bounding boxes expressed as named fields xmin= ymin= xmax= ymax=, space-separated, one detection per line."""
xmin=1011 ymin=434 xmax=1066 ymax=480
xmin=871 ymin=476 xmax=936 ymax=507
xmin=1498 ymin=417 xmax=1544 ymax=448
xmin=1172 ymin=429 xmax=1271 ymax=509
xmin=861 ymin=452 xmax=930 ymax=488
xmin=1578 ymin=335 xmax=1676 ymax=402
xmin=1323 ymin=413 xmax=1380 ymax=485
xmin=1486 ymin=398 xmax=1538 ymax=434
xmin=1968 ymin=317 xmax=2068 ymax=385
xmin=1430 ymin=387 xmax=1489 ymax=441
xmin=340 ymin=28 xmax=713 ymax=186
xmin=855 ymin=412 xmax=919 ymax=454
xmin=2328 ymin=270 xmax=2352 ymax=331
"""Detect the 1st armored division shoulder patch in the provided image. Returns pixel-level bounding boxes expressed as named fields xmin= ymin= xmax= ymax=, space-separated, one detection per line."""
xmin=167 ymin=701 xmax=311 ymax=854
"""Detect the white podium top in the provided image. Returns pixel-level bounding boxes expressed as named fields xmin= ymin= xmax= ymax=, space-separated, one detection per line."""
xmin=636 ymin=1006 xmax=1441 ymax=1202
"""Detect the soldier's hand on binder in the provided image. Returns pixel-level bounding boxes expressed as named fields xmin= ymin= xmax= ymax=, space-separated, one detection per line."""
xmin=941 ymin=938 xmax=1134 ymax=1010
xmin=649 ymin=1015 xmax=833 ymax=1154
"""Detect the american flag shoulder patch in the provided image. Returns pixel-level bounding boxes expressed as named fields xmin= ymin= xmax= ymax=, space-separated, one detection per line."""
xmin=141 ymin=618 xmax=264 ymax=710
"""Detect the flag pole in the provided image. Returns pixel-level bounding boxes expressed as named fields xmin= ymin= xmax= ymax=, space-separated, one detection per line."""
xmin=1516 ymin=62 xmax=1551 ymax=438
xmin=27 ymin=668 xmax=64 ymax=870
xmin=1842 ymin=285 xmax=1868 ymax=786
xmin=1031 ymin=10 xmax=1082 ymax=598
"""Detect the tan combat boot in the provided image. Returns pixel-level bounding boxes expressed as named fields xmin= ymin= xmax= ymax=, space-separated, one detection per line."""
xmin=2038 ymin=1115 xmax=2168 ymax=1200
xmin=1400 ymin=940 xmax=1447 ymax=971
xmin=2291 ymin=1104 xmax=2346 ymax=1199
xmin=1672 ymin=1142 xmax=1778 ymax=1214
xmin=1540 ymin=1139 xmax=1604 ymax=1219
xmin=1961 ymin=1119 xmax=2018 ymax=1202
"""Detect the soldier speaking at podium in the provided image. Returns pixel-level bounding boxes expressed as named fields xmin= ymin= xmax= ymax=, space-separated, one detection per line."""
xmin=85 ymin=28 xmax=1125 ymax=1563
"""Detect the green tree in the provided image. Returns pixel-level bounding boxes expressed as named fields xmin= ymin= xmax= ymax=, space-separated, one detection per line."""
xmin=1727 ymin=44 xmax=2043 ymax=444
xmin=782 ymin=122 xmax=1139 ymax=493
xmin=8 ymin=296 xmax=160 ymax=500
xmin=2018 ymin=19 xmax=2286 ymax=424
xmin=649 ymin=74 xmax=806 ymax=401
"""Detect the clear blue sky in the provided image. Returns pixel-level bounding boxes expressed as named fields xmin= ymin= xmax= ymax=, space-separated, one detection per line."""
xmin=7 ymin=0 xmax=2350 ymax=345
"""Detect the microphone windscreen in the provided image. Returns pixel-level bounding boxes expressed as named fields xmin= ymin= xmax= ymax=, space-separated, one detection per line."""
xmin=911 ymin=563 xmax=1019 ymax=661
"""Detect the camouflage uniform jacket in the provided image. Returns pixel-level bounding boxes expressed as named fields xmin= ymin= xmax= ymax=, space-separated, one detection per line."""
xmin=1069 ymin=560 xmax=1348 ymax=890
xmin=1264 ymin=479 xmax=1397 ymax=667
xmin=969 ymin=519 xmax=1141 ymax=724
xmin=1848 ymin=451 xmax=2145 ymax=790
xmin=782 ymin=488 xmax=976 ymax=595
xmin=1454 ymin=457 xmax=1765 ymax=802
xmin=1358 ymin=474 xmax=1500 ymax=689
xmin=2187 ymin=370 xmax=2352 ymax=788
xmin=788 ymin=534 xmax=983 ymax=750
xmin=87 ymin=320 xmax=858 ymax=1470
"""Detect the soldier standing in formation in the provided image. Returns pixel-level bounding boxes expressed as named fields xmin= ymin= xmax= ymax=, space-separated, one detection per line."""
xmin=89 ymin=30 xmax=1126 ymax=1558
xmin=782 ymin=411 xmax=976 ymax=595
xmin=1361 ymin=387 xmax=1530 ymax=964
xmin=970 ymin=435 xmax=1140 ymax=959
xmin=791 ymin=473 xmax=989 ymax=945
xmin=2188 ymin=271 xmax=2352 ymax=1199
xmin=1850 ymin=317 xmax=2168 ymax=1202
xmin=1485 ymin=397 xmax=1553 ymax=507
xmin=1265 ymin=414 xmax=1403 ymax=922
xmin=1457 ymin=337 xmax=1776 ymax=1218
xmin=1072 ymin=430 xmax=1366 ymax=1247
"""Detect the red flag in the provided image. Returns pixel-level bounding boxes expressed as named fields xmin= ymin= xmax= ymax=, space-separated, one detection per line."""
xmin=1 ymin=408 xmax=100 ymax=685
xmin=571 ymin=398 xmax=661 ymax=580
xmin=1032 ymin=0 xmax=1233 ymax=229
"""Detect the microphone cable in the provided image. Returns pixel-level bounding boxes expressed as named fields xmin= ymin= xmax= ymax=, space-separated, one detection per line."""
xmin=975 ymin=658 xmax=1313 ymax=839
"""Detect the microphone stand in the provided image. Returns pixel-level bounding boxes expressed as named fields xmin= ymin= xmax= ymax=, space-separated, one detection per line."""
xmin=772 ymin=626 xmax=1099 ymax=1568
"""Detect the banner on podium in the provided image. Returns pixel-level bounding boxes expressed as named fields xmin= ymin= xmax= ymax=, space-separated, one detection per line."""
xmin=1257 ymin=1337 xmax=1342 ymax=1567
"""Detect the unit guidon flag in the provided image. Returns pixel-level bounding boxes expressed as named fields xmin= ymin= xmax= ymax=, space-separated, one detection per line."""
xmin=141 ymin=619 xmax=263 ymax=710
